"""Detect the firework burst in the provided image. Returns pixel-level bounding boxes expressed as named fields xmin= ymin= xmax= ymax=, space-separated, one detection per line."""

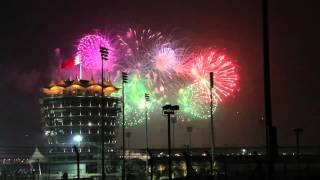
xmin=185 ymin=49 xmax=239 ymax=102
xmin=77 ymin=34 xmax=116 ymax=71
xmin=116 ymin=28 xmax=188 ymax=96
xmin=111 ymin=74 xmax=162 ymax=126
xmin=177 ymin=80 xmax=218 ymax=120
xmin=61 ymin=30 xmax=240 ymax=126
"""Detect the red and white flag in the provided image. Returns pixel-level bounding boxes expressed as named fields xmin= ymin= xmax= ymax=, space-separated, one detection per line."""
xmin=61 ymin=55 xmax=80 ymax=69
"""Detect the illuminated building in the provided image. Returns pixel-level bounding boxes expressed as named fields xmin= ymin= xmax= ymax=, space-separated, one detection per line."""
xmin=40 ymin=78 xmax=120 ymax=175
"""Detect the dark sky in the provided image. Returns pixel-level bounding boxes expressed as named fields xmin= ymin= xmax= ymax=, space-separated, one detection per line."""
xmin=0 ymin=0 xmax=319 ymax=148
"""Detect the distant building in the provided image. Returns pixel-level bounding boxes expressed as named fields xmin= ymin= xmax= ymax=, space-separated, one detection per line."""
xmin=40 ymin=78 xmax=120 ymax=177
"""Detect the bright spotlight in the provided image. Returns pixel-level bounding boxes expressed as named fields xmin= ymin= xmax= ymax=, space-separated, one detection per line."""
xmin=73 ymin=135 xmax=83 ymax=143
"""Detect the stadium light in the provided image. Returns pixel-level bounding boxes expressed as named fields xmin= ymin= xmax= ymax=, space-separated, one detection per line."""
xmin=99 ymin=46 xmax=108 ymax=180
xmin=162 ymin=104 xmax=179 ymax=180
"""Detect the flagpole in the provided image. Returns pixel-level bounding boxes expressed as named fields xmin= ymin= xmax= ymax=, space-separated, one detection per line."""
xmin=79 ymin=62 xmax=82 ymax=79
xmin=78 ymin=54 xmax=82 ymax=79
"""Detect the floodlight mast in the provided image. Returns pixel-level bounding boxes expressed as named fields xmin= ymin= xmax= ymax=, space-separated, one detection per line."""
xmin=99 ymin=46 xmax=108 ymax=180
xmin=122 ymin=72 xmax=128 ymax=180
xmin=209 ymin=72 xmax=215 ymax=177
xmin=162 ymin=104 xmax=179 ymax=180
xmin=145 ymin=93 xmax=150 ymax=177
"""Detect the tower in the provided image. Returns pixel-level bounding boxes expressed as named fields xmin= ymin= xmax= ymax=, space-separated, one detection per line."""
xmin=40 ymin=78 xmax=120 ymax=175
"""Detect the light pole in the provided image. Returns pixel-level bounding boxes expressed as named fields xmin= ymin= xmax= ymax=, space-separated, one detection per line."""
xmin=209 ymin=72 xmax=215 ymax=176
xmin=294 ymin=128 xmax=304 ymax=155
xmin=73 ymin=135 xmax=83 ymax=180
xmin=145 ymin=93 xmax=150 ymax=178
xmin=122 ymin=72 xmax=128 ymax=180
xmin=162 ymin=104 xmax=179 ymax=180
xmin=187 ymin=126 xmax=193 ymax=150
xmin=125 ymin=131 xmax=132 ymax=159
xmin=99 ymin=46 xmax=108 ymax=180
xmin=261 ymin=1 xmax=276 ymax=179
xmin=172 ymin=116 xmax=177 ymax=150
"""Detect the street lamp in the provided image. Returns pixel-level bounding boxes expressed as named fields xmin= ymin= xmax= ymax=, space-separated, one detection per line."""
xmin=73 ymin=135 xmax=83 ymax=180
xmin=99 ymin=46 xmax=108 ymax=180
xmin=145 ymin=93 xmax=150 ymax=178
xmin=122 ymin=72 xmax=128 ymax=180
xmin=187 ymin=126 xmax=193 ymax=150
xmin=172 ymin=116 xmax=177 ymax=150
xmin=162 ymin=104 xmax=179 ymax=180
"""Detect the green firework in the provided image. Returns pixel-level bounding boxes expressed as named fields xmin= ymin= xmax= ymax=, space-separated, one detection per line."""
xmin=177 ymin=81 xmax=218 ymax=120
xmin=112 ymin=74 xmax=161 ymax=126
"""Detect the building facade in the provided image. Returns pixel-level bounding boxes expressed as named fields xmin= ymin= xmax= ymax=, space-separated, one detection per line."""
xmin=40 ymin=78 xmax=121 ymax=177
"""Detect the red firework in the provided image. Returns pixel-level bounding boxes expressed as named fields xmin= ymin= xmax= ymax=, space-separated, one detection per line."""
xmin=185 ymin=49 xmax=239 ymax=102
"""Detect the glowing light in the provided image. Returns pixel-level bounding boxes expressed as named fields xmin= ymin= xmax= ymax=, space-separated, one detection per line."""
xmin=73 ymin=135 xmax=83 ymax=142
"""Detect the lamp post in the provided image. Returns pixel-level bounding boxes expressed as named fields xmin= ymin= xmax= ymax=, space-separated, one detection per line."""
xmin=99 ymin=46 xmax=108 ymax=180
xmin=209 ymin=72 xmax=215 ymax=176
xmin=172 ymin=116 xmax=177 ymax=150
xmin=122 ymin=72 xmax=128 ymax=180
xmin=261 ymin=1 xmax=276 ymax=179
xmin=145 ymin=93 xmax=150 ymax=178
xmin=162 ymin=104 xmax=179 ymax=180
xmin=187 ymin=126 xmax=193 ymax=150
xmin=73 ymin=135 xmax=83 ymax=180
xmin=293 ymin=128 xmax=304 ymax=155
xmin=125 ymin=131 xmax=132 ymax=160
xmin=294 ymin=128 xmax=303 ymax=180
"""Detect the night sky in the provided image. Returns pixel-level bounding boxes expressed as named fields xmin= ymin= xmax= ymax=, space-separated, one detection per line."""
xmin=0 ymin=0 xmax=319 ymax=148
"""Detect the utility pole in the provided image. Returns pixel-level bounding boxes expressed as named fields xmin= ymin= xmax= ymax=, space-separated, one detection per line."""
xmin=122 ymin=72 xmax=128 ymax=180
xmin=99 ymin=46 xmax=108 ymax=180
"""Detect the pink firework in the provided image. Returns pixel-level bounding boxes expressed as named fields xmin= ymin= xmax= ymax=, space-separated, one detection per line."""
xmin=77 ymin=34 xmax=115 ymax=71
xmin=154 ymin=47 xmax=177 ymax=72
xmin=186 ymin=49 xmax=239 ymax=102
